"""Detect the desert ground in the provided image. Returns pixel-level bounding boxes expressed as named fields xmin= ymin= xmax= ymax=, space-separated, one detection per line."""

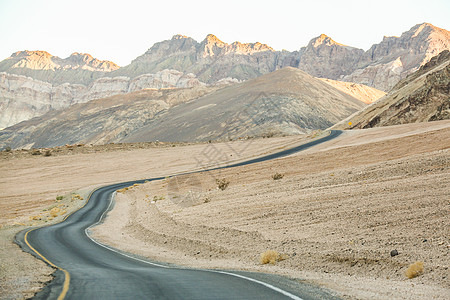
xmin=1 ymin=121 xmax=449 ymax=299
xmin=0 ymin=133 xmax=315 ymax=299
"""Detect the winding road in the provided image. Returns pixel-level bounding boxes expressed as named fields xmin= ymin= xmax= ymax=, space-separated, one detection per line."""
xmin=17 ymin=131 xmax=342 ymax=300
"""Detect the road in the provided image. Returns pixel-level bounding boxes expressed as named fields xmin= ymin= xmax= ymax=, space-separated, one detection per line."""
xmin=17 ymin=131 xmax=342 ymax=300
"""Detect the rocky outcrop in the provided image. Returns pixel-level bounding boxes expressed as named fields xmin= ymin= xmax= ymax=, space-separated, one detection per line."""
xmin=0 ymin=86 xmax=221 ymax=149
xmin=298 ymin=34 xmax=365 ymax=79
xmin=344 ymin=23 xmax=450 ymax=91
xmin=115 ymin=34 xmax=295 ymax=84
xmin=0 ymin=73 xmax=88 ymax=129
xmin=333 ymin=50 xmax=450 ymax=129
xmin=0 ymin=70 xmax=206 ymax=128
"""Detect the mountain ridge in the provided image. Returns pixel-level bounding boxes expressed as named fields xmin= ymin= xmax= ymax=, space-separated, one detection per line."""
xmin=2 ymin=23 xmax=447 ymax=91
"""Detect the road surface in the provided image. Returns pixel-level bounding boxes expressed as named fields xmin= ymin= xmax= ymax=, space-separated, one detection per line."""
xmin=17 ymin=131 xmax=342 ymax=299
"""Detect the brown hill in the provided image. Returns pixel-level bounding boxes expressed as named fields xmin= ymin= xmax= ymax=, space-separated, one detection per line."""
xmin=0 ymin=67 xmax=365 ymax=149
xmin=122 ymin=67 xmax=365 ymax=143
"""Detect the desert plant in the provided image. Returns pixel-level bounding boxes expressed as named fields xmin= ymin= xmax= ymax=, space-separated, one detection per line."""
xmin=56 ymin=196 xmax=63 ymax=201
xmin=43 ymin=150 xmax=52 ymax=156
xmin=152 ymin=195 xmax=165 ymax=202
xmin=405 ymin=261 xmax=424 ymax=279
xmin=31 ymin=149 xmax=41 ymax=155
xmin=272 ymin=172 xmax=284 ymax=180
xmin=50 ymin=207 xmax=61 ymax=218
xmin=4 ymin=146 xmax=11 ymax=152
xmin=216 ymin=178 xmax=230 ymax=190
xmin=260 ymin=250 xmax=288 ymax=265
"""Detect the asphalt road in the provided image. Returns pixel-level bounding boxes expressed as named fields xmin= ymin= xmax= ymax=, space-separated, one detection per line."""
xmin=17 ymin=131 xmax=342 ymax=300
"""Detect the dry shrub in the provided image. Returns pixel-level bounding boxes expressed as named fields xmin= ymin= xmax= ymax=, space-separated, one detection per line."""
xmin=50 ymin=207 xmax=61 ymax=217
xmin=43 ymin=150 xmax=52 ymax=157
xmin=31 ymin=149 xmax=41 ymax=155
xmin=260 ymin=250 xmax=288 ymax=265
xmin=216 ymin=178 xmax=230 ymax=191
xmin=405 ymin=261 xmax=424 ymax=279
xmin=272 ymin=173 xmax=284 ymax=180
xmin=71 ymin=194 xmax=83 ymax=200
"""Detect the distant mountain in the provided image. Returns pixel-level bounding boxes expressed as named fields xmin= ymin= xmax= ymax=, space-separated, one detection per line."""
xmin=0 ymin=67 xmax=367 ymax=149
xmin=1 ymin=24 xmax=448 ymax=90
xmin=0 ymin=23 xmax=448 ymax=128
xmin=121 ymin=67 xmax=366 ymax=144
xmin=0 ymin=69 xmax=204 ymax=129
xmin=113 ymin=33 xmax=291 ymax=84
xmin=333 ymin=50 xmax=450 ymax=129
xmin=343 ymin=23 xmax=450 ymax=91
xmin=0 ymin=51 xmax=119 ymax=85
xmin=0 ymin=86 xmax=221 ymax=149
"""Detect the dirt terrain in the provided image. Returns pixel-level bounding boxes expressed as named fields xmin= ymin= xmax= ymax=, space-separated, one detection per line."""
xmin=92 ymin=120 xmax=450 ymax=300
xmin=1 ymin=121 xmax=449 ymax=299
xmin=0 ymin=133 xmax=314 ymax=299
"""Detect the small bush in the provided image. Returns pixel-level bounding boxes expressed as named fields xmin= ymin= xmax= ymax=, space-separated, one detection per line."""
xmin=260 ymin=250 xmax=277 ymax=264
xmin=216 ymin=178 xmax=230 ymax=191
xmin=272 ymin=173 xmax=284 ymax=180
xmin=152 ymin=195 xmax=165 ymax=202
xmin=4 ymin=146 xmax=11 ymax=152
xmin=405 ymin=261 xmax=424 ymax=279
xmin=260 ymin=250 xmax=289 ymax=265
xmin=50 ymin=207 xmax=61 ymax=218
xmin=56 ymin=196 xmax=63 ymax=201
xmin=31 ymin=149 xmax=41 ymax=155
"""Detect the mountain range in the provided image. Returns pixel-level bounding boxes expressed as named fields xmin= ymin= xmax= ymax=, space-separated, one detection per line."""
xmin=2 ymin=23 xmax=448 ymax=89
xmin=1 ymin=23 xmax=448 ymax=130
xmin=0 ymin=22 xmax=448 ymax=145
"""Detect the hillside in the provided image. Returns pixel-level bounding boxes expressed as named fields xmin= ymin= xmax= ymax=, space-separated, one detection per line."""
xmin=0 ymin=86 xmax=220 ymax=149
xmin=0 ymin=67 xmax=366 ymax=149
xmin=319 ymin=78 xmax=386 ymax=104
xmin=333 ymin=50 xmax=450 ymax=129
xmin=122 ymin=67 xmax=365 ymax=143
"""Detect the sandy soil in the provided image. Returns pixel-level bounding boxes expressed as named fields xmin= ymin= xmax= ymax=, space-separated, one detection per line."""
xmin=92 ymin=120 xmax=450 ymax=299
xmin=0 ymin=133 xmax=315 ymax=299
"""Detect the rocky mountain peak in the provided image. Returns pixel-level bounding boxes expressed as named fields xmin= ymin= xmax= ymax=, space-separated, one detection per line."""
xmin=172 ymin=34 xmax=189 ymax=40
xmin=11 ymin=50 xmax=53 ymax=59
xmin=198 ymin=34 xmax=226 ymax=58
xmin=202 ymin=34 xmax=226 ymax=46
xmin=65 ymin=53 xmax=119 ymax=71
xmin=310 ymin=34 xmax=344 ymax=48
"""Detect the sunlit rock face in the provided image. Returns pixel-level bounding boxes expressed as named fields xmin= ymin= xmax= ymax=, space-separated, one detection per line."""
xmin=0 ymin=70 xmax=205 ymax=128
xmin=333 ymin=50 xmax=450 ymax=130
xmin=0 ymin=72 xmax=88 ymax=129
xmin=297 ymin=34 xmax=365 ymax=79
xmin=344 ymin=23 xmax=450 ymax=91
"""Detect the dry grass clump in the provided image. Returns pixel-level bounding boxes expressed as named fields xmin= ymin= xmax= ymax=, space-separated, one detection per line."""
xmin=272 ymin=172 xmax=284 ymax=180
xmin=71 ymin=194 xmax=84 ymax=201
xmin=405 ymin=261 xmax=424 ymax=279
xmin=260 ymin=250 xmax=289 ymax=265
xmin=31 ymin=149 xmax=41 ymax=155
xmin=216 ymin=178 xmax=230 ymax=191
xmin=50 ymin=207 xmax=61 ymax=218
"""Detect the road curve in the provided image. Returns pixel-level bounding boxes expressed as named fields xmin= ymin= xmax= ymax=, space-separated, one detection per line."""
xmin=17 ymin=131 xmax=342 ymax=300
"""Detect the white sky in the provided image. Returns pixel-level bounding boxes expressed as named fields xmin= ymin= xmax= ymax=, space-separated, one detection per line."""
xmin=0 ymin=0 xmax=448 ymax=66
